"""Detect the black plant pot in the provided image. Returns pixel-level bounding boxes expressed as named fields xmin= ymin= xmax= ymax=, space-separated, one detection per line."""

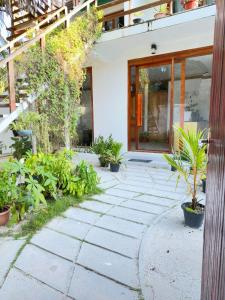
xmin=110 ymin=163 xmax=120 ymax=172
xmin=12 ymin=130 xmax=19 ymax=137
xmin=99 ymin=157 xmax=109 ymax=168
xmin=133 ymin=18 xmax=143 ymax=24
xmin=181 ymin=202 xmax=205 ymax=228
xmin=171 ymin=166 xmax=177 ymax=172
xmin=202 ymin=179 xmax=206 ymax=193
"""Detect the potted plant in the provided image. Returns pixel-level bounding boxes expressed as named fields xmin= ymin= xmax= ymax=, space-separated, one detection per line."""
xmin=0 ymin=170 xmax=18 ymax=226
xmin=181 ymin=0 xmax=199 ymax=10
xmin=11 ymin=111 xmax=40 ymax=137
xmin=91 ymin=135 xmax=113 ymax=167
xmin=133 ymin=12 xmax=144 ymax=24
xmin=164 ymin=127 xmax=207 ymax=228
xmin=108 ymin=141 xmax=123 ymax=172
xmin=154 ymin=4 xmax=169 ymax=19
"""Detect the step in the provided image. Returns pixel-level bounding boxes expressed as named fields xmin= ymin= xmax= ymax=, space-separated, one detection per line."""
xmin=13 ymin=13 xmax=32 ymax=24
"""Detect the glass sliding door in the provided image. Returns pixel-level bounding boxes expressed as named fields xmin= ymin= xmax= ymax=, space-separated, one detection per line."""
xmin=129 ymin=63 xmax=172 ymax=152
xmin=128 ymin=48 xmax=213 ymax=153
xmin=184 ymin=55 xmax=212 ymax=131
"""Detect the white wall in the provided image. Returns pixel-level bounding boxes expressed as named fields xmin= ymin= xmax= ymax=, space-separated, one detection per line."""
xmin=92 ymin=59 xmax=128 ymax=151
xmin=89 ymin=14 xmax=214 ymax=152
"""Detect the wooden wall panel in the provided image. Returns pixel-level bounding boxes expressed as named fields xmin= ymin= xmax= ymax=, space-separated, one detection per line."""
xmin=201 ymin=1 xmax=225 ymax=299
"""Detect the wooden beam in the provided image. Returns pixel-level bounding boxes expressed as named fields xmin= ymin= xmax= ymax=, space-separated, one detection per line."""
xmin=102 ymin=0 xmax=171 ymax=22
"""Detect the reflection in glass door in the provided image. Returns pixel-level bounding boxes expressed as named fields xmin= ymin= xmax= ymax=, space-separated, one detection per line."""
xmin=132 ymin=64 xmax=171 ymax=152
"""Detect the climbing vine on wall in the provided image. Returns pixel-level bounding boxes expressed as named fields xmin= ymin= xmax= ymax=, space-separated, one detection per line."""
xmin=17 ymin=8 xmax=102 ymax=151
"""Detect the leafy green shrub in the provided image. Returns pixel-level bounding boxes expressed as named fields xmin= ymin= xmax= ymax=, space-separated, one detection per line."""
xmin=10 ymin=137 xmax=32 ymax=160
xmin=107 ymin=142 xmax=123 ymax=164
xmin=0 ymin=169 xmax=18 ymax=212
xmin=0 ymin=150 xmax=99 ymax=225
xmin=91 ymin=135 xmax=114 ymax=166
xmin=11 ymin=112 xmax=41 ymax=131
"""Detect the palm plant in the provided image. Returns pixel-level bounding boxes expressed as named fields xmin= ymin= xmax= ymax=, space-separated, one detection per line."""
xmin=164 ymin=126 xmax=207 ymax=211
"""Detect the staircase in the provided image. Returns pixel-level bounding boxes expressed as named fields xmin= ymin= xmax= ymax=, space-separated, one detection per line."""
xmin=0 ymin=0 xmax=96 ymax=135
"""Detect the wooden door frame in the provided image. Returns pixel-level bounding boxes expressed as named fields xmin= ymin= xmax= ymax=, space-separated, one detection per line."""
xmin=128 ymin=46 xmax=213 ymax=153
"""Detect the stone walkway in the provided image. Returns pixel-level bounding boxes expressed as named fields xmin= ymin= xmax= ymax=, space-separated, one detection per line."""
xmin=0 ymin=156 xmax=191 ymax=300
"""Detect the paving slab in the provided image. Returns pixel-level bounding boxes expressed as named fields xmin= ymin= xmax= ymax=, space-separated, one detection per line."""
xmin=77 ymin=243 xmax=140 ymax=289
xmin=85 ymin=226 xmax=140 ymax=258
xmin=69 ymin=265 xmax=139 ymax=300
xmin=46 ymin=216 xmax=91 ymax=240
xmin=135 ymin=194 xmax=177 ymax=207
xmin=63 ymin=207 xmax=101 ymax=225
xmin=0 ymin=238 xmax=25 ymax=287
xmin=106 ymin=188 xmax=140 ymax=199
xmin=0 ymin=268 xmax=67 ymax=300
xmin=98 ymin=179 xmax=119 ymax=189
xmin=79 ymin=200 xmax=113 ymax=214
xmin=91 ymin=193 xmax=127 ymax=205
xmin=121 ymin=200 xmax=168 ymax=215
xmin=139 ymin=207 xmax=203 ymax=300
xmin=31 ymin=228 xmax=81 ymax=261
xmin=95 ymin=215 xmax=146 ymax=238
xmin=15 ymin=244 xmax=74 ymax=293
xmin=107 ymin=206 xmax=155 ymax=225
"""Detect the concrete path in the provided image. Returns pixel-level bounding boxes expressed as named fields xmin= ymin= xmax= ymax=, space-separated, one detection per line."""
xmin=0 ymin=156 xmax=197 ymax=300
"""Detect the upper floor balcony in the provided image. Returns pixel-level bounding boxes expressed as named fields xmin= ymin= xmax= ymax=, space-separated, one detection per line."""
xmin=98 ymin=0 xmax=216 ymax=42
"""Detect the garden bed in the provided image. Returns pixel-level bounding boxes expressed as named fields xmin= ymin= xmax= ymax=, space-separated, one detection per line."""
xmin=0 ymin=150 xmax=100 ymax=238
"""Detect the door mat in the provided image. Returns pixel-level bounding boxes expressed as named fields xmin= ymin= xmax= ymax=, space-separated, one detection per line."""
xmin=128 ymin=159 xmax=152 ymax=163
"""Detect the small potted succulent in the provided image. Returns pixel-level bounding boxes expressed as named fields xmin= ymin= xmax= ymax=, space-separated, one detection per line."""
xmin=11 ymin=111 xmax=40 ymax=137
xmin=164 ymin=126 xmax=207 ymax=228
xmin=108 ymin=141 xmax=123 ymax=172
xmin=91 ymin=135 xmax=114 ymax=167
xmin=0 ymin=169 xmax=18 ymax=226
xmin=181 ymin=0 xmax=199 ymax=10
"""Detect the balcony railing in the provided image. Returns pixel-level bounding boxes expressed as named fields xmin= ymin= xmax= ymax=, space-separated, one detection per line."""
xmin=97 ymin=0 xmax=215 ymax=31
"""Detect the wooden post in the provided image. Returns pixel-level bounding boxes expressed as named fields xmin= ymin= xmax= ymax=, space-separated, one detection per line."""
xmin=7 ymin=56 xmax=16 ymax=112
xmin=40 ymin=36 xmax=46 ymax=50
xmin=180 ymin=59 xmax=185 ymax=128
xmin=65 ymin=6 xmax=70 ymax=28
xmin=201 ymin=0 xmax=225 ymax=299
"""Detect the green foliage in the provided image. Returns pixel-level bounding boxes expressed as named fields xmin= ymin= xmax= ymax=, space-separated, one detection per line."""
xmin=11 ymin=112 xmax=41 ymax=131
xmin=91 ymin=135 xmax=114 ymax=165
xmin=107 ymin=141 xmax=123 ymax=164
xmin=0 ymin=169 xmax=17 ymax=212
xmin=10 ymin=137 xmax=32 ymax=159
xmin=0 ymin=150 xmax=99 ymax=225
xmin=92 ymin=135 xmax=123 ymax=165
xmin=163 ymin=126 xmax=207 ymax=210
xmin=16 ymin=9 xmax=102 ymax=151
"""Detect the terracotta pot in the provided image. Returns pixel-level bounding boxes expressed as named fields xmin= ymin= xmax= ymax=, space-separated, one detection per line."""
xmin=0 ymin=207 xmax=10 ymax=226
xmin=184 ymin=0 xmax=198 ymax=10
xmin=154 ymin=12 xmax=167 ymax=19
